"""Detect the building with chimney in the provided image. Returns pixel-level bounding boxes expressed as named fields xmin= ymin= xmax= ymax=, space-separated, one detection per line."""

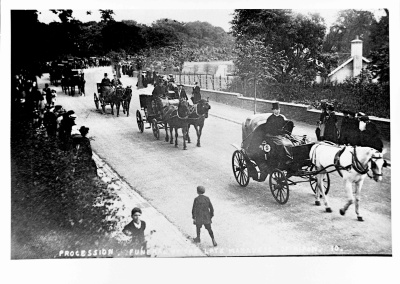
xmin=327 ymin=36 xmax=372 ymax=83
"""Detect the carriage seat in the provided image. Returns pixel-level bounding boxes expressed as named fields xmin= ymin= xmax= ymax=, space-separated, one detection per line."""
xmin=160 ymin=98 xmax=179 ymax=107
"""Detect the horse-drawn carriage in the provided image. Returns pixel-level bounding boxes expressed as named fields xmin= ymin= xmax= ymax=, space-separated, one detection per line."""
xmin=136 ymin=90 xmax=179 ymax=139
xmin=232 ymin=113 xmax=390 ymax=222
xmin=136 ymin=89 xmax=211 ymax=149
xmin=94 ymin=83 xmax=132 ymax=116
xmin=49 ymin=63 xmax=65 ymax=86
xmin=62 ymin=69 xmax=84 ymax=96
xmin=232 ymin=113 xmax=330 ymax=204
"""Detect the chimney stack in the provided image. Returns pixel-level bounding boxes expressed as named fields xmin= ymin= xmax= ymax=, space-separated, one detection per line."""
xmin=351 ymin=36 xmax=363 ymax=77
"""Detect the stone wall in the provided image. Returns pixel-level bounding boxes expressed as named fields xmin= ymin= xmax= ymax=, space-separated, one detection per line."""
xmin=182 ymin=85 xmax=390 ymax=141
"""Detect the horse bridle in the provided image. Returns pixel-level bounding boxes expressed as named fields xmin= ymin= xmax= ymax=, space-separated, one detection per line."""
xmin=351 ymin=147 xmax=383 ymax=178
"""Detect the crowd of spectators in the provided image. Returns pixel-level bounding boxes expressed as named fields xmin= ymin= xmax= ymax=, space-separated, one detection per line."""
xmin=316 ymin=102 xmax=383 ymax=152
xmin=12 ymin=70 xmax=96 ymax=174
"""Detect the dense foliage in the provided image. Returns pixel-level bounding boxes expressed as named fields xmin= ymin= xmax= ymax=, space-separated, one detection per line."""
xmin=11 ymin=10 xmax=234 ymax=76
xmin=231 ymin=9 xmax=330 ymax=83
xmin=225 ymin=73 xmax=390 ymax=118
xmin=11 ymin=120 xmax=122 ymax=258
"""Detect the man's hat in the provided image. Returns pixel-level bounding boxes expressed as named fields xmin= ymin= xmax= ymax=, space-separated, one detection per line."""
xmin=79 ymin=126 xmax=89 ymax=134
xmin=359 ymin=115 xmax=370 ymax=122
xmin=104 ymin=73 xmax=108 ymax=76
xmin=54 ymin=105 xmax=62 ymax=111
xmin=66 ymin=110 xmax=75 ymax=115
xmin=70 ymin=114 xmax=77 ymax=119
xmin=272 ymin=102 xmax=280 ymax=110
xmin=327 ymin=104 xmax=335 ymax=111
xmin=357 ymin=112 xmax=366 ymax=117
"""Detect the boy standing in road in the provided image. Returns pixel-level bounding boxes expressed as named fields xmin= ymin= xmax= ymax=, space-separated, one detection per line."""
xmin=192 ymin=186 xmax=217 ymax=246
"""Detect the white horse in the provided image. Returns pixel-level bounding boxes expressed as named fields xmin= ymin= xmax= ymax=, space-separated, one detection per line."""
xmin=309 ymin=143 xmax=390 ymax=221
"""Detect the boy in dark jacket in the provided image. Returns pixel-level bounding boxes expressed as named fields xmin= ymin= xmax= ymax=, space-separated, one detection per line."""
xmin=192 ymin=186 xmax=217 ymax=246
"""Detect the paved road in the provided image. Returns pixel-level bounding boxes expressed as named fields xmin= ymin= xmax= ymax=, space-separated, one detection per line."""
xmin=46 ymin=67 xmax=392 ymax=256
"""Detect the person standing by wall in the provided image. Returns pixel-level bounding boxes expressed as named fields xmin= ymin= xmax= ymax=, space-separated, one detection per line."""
xmin=192 ymin=186 xmax=217 ymax=247
xmin=316 ymin=101 xmax=328 ymax=141
xmin=192 ymin=82 xmax=201 ymax=104
xmin=358 ymin=116 xmax=383 ymax=152
xmin=323 ymin=104 xmax=338 ymax=143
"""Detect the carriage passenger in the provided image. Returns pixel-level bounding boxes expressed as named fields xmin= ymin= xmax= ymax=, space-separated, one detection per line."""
xmin=111 ymin=74 xmax=123 ymax=88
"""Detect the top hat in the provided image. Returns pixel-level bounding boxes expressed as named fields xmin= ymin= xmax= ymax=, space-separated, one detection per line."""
xmin=359 ymin=115 xmax=370 ymax=122
xmin=272 ymin=102 xmax=280 ymax=110
xmin=104 ymin=73 xmax=108 ymax=76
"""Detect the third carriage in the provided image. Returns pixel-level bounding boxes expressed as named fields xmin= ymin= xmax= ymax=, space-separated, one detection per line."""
xmin=231 ymin=113 xmax=332 ymax=204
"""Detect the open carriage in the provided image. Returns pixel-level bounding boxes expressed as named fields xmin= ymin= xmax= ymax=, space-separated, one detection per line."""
xmin=94 ymin=83 xmax=132 ymax=116
xmin=136 ymin=90 xmax=179 ymax=139
xmin=231 ymin=113 xmax=330 ymax=204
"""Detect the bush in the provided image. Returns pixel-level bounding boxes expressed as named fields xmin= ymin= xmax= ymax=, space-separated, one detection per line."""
xmin=224 ymin=77 xmax=390 ymax=118
xmin=11 ymin=123 xmax=122 ymax=258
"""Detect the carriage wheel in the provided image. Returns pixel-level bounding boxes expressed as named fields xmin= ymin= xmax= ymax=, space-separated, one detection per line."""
xmin=232 ymin=150 xmax=250 ymax=187
xmin=94 ymin=95 xmax=99 ymax=110
xmin=309 ymin=165 xmax=330 ymax=196
xmin=136 ymin=110 xmax=144 ymax=133
xmin=152 ymin=120 xmax=160 ymax=139
xmin=269 ymin=169 xmax=289 ymax=204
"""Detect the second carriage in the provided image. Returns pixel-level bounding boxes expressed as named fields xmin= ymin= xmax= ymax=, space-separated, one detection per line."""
xmin=136 ymin=90 xmax=178 ymax=139
xmin=94 ymin=83 xmax=132 ymax=116
xmin=232 ymin=113 xmax=331 ymax=204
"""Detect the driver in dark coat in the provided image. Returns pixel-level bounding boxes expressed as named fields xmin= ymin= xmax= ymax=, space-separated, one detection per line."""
xmin=101 ymin=73 xmax=111 ymax=86
xmin=177 ymin=83 xmax=188 ymax=100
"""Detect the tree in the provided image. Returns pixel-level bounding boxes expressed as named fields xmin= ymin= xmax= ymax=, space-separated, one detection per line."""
xmin=323 ymin=10 xmax=376 ymax=57
xmin=367 ymin=9 xmax=389 ymax=83
xmin=231 ymin=9 xmax=327 ymax=83
xmin=11 ymin=10 xmax=46 ymax=75
xmin=99 ymin=9 xmax=115 ymax=23
xmin=234 ymin=39 xmax=286 ymax=112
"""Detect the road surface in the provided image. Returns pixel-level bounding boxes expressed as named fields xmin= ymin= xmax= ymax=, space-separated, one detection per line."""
xmin=45 ymin=67 xmax=391 ymax=256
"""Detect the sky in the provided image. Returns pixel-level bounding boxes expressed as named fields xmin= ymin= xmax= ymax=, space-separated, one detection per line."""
xmin=36 ymin=8 xmax=386 ymax=32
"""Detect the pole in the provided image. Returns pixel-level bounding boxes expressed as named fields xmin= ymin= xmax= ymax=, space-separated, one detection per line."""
xmin=254 ymin=76 xmax=257 ymax=114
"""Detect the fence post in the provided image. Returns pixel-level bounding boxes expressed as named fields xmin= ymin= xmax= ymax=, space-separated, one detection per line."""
xmin=220 ymin=75 xmax=222 ymax=90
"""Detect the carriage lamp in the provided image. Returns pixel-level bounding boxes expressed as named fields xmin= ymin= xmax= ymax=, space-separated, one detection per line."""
xmin=259 ymin=141 xmax=271 ymax=153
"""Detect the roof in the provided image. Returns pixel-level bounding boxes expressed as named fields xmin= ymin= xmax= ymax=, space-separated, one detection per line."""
xmin=328 ymin=56 xmax=371 ymax=77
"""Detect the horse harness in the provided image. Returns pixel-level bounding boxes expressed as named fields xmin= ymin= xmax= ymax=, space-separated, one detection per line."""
xmin=187 ymin=103 xmax=206 ymax=119
xmin=312 ymin=144 xmax=382 ymax=179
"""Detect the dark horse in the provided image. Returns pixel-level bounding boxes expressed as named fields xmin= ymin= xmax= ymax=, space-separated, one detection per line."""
xmin=62 ymin=74 xmax=85 ymax=96
xmin=186 ymin=98 xmax=211 ymax=147
xmin=99 ymin=86 xmax=124 ymax=116
xmin=121 ymin=86 xmax=132 ymax=116
xmin=162 ymin=99 xmax=190 ymax=150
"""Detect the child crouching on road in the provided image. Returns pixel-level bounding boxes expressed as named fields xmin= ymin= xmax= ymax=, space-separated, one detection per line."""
xmin=192 ymin=186 xmax=217 ymax=246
